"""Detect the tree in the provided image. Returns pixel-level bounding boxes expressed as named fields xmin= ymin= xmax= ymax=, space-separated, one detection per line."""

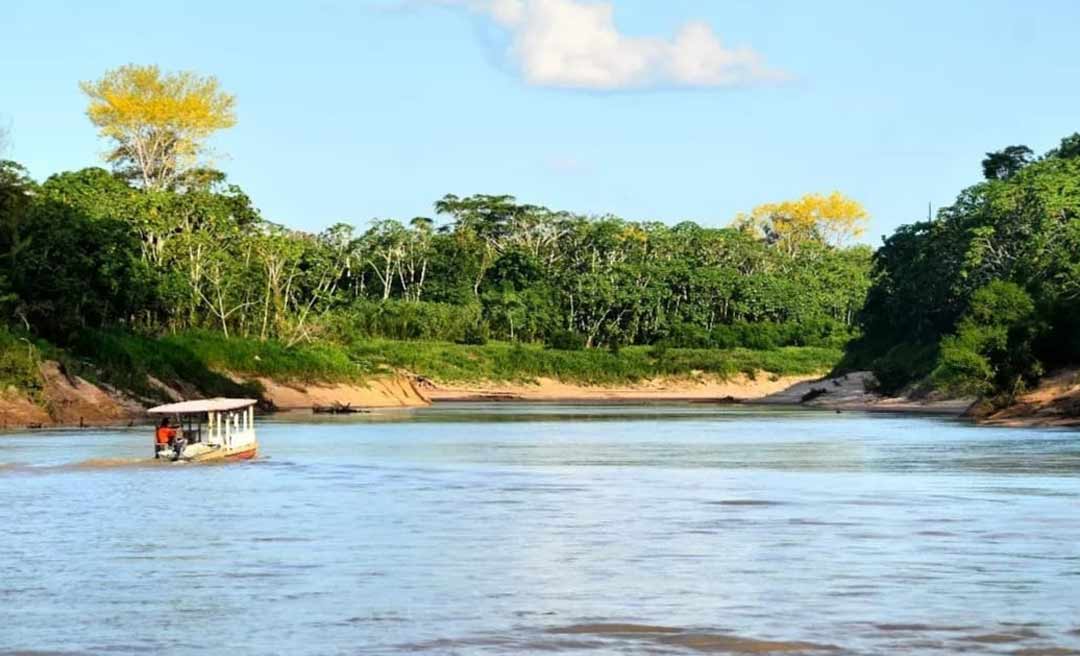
xmin=0 ymin=160 xmax=36 ymax=318
xmin=400 ymin=217 xmax=434 ymax=302
xmin=853 ymin=133 xmax=1080 ymax=397
xmin=932 ymin=281 xmax=1040 ymax=400
xmin=981 ymin=145 xmax=1033 ymax=180
xmin=14 ymin=186 xmax=152 ymax=339
xmin=434 ymin=194 xmax=550 ymax=296
xmin=734 ymin=192 xmax=869 ymax=253
xmin=361 ymin=219 xmax=408 ymax=301
xmin=81 ymin=65 xmax=236 ymax=190
xmin=1046 ymin=133 xmax=1080 ymax=160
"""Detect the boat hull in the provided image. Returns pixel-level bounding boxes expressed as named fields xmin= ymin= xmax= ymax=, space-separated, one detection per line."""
xmin=181 ymin=441 xmax=258 ymax=463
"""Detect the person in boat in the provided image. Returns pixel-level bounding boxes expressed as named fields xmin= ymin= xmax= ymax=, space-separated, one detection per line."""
xmin=154 ymin=418 xmax=176 ymax=459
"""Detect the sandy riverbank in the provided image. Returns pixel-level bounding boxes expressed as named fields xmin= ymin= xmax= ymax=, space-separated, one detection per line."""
xmin=5 ymin=364 xmax=1077 ymax=430
xmin=422 ymin=373 xmax=818 ymax=403
xmin=255 ymin=375 xmax=429 ymax=410
xmin=422 ymin=371 xmax=974 ymax=416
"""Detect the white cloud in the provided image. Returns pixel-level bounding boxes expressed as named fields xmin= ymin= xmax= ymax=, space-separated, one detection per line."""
xmin=423 ymin=0 xmax=787 ymax=90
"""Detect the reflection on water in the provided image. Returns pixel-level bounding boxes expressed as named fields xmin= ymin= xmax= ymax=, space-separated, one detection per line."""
xmin=1 ymin=404 xmax=1078 ymax=655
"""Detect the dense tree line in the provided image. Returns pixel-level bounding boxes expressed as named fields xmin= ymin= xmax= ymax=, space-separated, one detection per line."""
xmin=0 ymin=163 xmax=870 ymax=352
xmin=850 ymin=132 xmax=1080 ymax=402
xmin=0 ymin=64 xmax=871 ymax=389
xmin=9 ymin=63 xmax=1078 ymax=407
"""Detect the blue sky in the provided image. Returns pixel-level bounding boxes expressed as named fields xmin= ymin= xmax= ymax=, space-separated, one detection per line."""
xmin=4 ymin=0 xmax=1079 ymax=243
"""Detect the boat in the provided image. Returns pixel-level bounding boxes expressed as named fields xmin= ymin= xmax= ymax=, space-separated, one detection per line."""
xmin=148 ymin=398 xmax=259 ymax=462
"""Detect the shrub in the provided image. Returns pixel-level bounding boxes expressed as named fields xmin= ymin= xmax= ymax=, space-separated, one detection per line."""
xmin=738 ymin=322 xmax=779 ymax=350
xmin=0 ymin=327 xmax=42 ymax=395
xmin=932 ymin=334 xmax=995 ymax=396
xmin=666 ymin=323 xmax=712 ymax=349
xmin=869 ymin=341 xmax=939 ymax=395
xmin=459 ymin=321 xmax=490 ymax=346
xmin=930 ymin=281 xmax=1041 ymax=400
xmin=709 ymin=325 xmax=741 ymax=349
xmin=545 ymin=329 xmax=587 ymax=351
xmin=328 ymin=300 xmax=482 ymax=343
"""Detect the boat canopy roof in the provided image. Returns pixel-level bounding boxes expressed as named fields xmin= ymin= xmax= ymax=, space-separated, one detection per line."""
xmin=148 ymin=398 xmax=258 ymax=415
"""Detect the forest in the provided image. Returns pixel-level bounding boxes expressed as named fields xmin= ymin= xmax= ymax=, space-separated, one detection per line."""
xmin=849 ymin=134 xmax=1080 ymax=406
xmin=1 ymin=64 xmax=1077 ymax=409
xmin=0 ymin=163 xmax=872 ymax=350
xmin=0 ymin=66 xmax=872 ymax=400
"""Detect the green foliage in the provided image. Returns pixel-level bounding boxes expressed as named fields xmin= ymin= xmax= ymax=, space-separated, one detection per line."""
xmin=458 ymin=321 xmax=490 ymax=346
xmin=854 ymin=134 xmax=1080 ymax=398
xmin=0 ymin=150 xmax=873 ymax=398
xmin=326 ymin=300 xmax=482 ymax=342
xmin=1046 ymin=132 xmax=1080 ymax=160
xmin=71 ymin=329 xmax=368 ymax=402
xmin=0 ymin=160 xmax=872 ymax=354
xmin=668 ymin=320 xmax=854 ymax=351
xmin=0 ymin=160 xmax=38 ymax=315
xmin=72 ymin=331 xmax=261 ymax=400
xmin=545 ymin=329 xmax=587 ymax=351
xmin=862 ymin=342 xmax=939 ymax=396
xmin=347 ymin=339 xmax=841 ymax=385
xmin=14 ymin=172 xmax=154 ymax=340
xmin=931 ymin=282 xmax=1041 ymax=400
xmin=982 ymin=145 xmax=1033 ymax=180
xmin=163 ymin=331 xmax=362 ymax=382
xmin=0 ymin=327 xmax=42 ymax=395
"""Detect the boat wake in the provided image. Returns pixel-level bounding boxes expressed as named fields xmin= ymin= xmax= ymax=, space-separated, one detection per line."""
xmin=0 ymin=457 xmax=169 ymax=474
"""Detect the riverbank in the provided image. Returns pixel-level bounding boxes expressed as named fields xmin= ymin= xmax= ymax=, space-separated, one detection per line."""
xmin=7 ymin=364 xmax=1076 ymax=429
xmin=0 ymin=361 xmax=429 ymax=429
xmin=978 ymin=368 xmax=1080 ymax=428
xmin=423 ymin=371 xmax=975 ymax=416
xmin=2 ymin=366 xmax=948 ymax=429
xmin=2 ymin=331 xmax=1075 ymax=429
xmin=424 ymin=370 xmax=1080 ymax=427
xmin=0 ymin=331 xmax=845 ymax=427
xmin=423 ymin=373 xmax=817 ymax=403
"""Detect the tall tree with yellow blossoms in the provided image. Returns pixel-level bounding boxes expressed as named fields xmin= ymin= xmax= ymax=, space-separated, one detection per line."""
xmin=735 ymin=192 xmax=869 ymax=254
xmin=81 ymin=65 xmax=236 ymax=190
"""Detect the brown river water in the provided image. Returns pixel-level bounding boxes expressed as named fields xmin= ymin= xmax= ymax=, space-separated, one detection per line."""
xmin=1 ymin=403 xmax=1079 ymax=655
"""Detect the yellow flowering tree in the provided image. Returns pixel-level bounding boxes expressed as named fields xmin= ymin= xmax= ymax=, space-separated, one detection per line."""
xmin=81 ymin=65 xmax=236 ymax=190
xmin=734 ymin=192 xmax=869 ymax=253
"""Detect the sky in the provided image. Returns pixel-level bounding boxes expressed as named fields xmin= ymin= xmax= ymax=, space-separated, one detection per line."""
xmin=3 ymin=0 xmax=1079 ymax=243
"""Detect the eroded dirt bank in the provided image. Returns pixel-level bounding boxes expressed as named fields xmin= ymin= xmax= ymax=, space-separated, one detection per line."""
xmin=0 ymin=361 xmax=429 ymax=428
xmin=978 ymin=369 xmax=1080 ymax=427
xmin=255 ymin=375 xmax=429 ymax=410
xmin=4 ymin=362 xmax=1077 ymax=430
xmin=0 ymin=362 xmax=141 ymax=428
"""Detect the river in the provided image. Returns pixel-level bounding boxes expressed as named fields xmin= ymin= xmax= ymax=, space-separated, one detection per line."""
xmin=1 ymin=404 xmax=1078 ymax=655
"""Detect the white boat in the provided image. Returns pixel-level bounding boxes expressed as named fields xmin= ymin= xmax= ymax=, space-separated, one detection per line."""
xmin=148 ymin=398 xmax=259 ymax=462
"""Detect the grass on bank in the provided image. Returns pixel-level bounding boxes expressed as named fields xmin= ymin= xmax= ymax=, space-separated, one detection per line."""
xmin=346 ymin=339 xmax=841 ymax=385
xmin=70 ymin=330 xmax=369 ymax=401
xmin=6 ymin=329 xmax=843 ymax=402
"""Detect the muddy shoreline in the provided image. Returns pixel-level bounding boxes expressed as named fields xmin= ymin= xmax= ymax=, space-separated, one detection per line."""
xmin=4 ymin=366 xmax=1077 ymax=431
